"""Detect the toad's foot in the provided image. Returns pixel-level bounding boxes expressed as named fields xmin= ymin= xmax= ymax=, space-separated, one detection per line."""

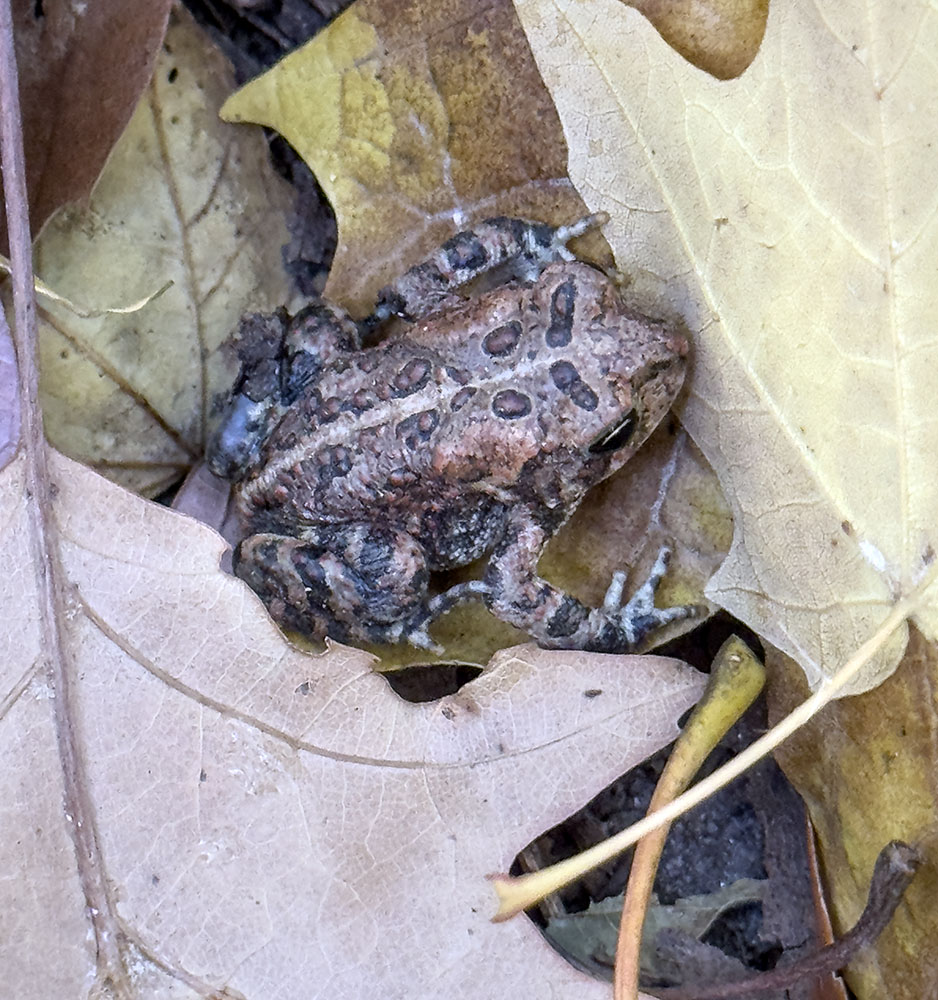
xmin=600 ymin=546 xmax=699 ymax=649
xmin=402 ymin=580 xmax=492 ymax=652
xmin=546 ymin=212 xmax=610 ymax=262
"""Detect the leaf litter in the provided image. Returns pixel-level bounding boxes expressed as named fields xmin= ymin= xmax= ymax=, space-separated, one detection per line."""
xmin=5 ymin=0 xmax=928 ymax=996
xmin=1 ymin=7 xmax=712 ymax=998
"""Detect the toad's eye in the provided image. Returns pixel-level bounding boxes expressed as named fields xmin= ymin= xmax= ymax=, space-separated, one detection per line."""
xmin=589 ymin=409 xmax=638 ymax=454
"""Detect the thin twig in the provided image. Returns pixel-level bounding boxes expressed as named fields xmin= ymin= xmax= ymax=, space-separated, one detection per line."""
xmin=0 ymin=253 xmax=173 ymax=316
xmin=615 ymin=637 xmax=765 ymax=999
xmin=492 ymin=565 xmax=937 ymax=920
xmin=0 ymin=3 xmax=131 ymax=993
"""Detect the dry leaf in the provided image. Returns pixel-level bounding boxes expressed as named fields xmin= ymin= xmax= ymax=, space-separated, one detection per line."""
xmin=30 ymin=8 xmax=296 ymax=497
xmin=1 ymin=0 xmax=172 ymax=253
xmin=221 ymin=0 xmax=613 ymax=316
xmin=516 ymin=0 xmax=938 ymax=691
xmin=768 ymin=635 xmax=938 ymax=998
xmin=543 ymin=878 xmax=767 ymax=979
xmin=628 ymin=0 xmax=768 ymax=79
xmin=1 ymin=446 xmax=705 ymax=999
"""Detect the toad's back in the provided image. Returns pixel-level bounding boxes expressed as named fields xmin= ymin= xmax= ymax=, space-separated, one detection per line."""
xmin=236 ymin=261 xmax=685 ymax=543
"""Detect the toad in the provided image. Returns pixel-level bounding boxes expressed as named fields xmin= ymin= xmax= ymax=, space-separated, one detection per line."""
xmin=208 ymin=215 xmax=693 ymax=652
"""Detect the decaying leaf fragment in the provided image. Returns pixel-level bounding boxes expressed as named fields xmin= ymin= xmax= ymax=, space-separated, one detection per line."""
xmin=31 ymin=9 xmax=296 ymax=497
xmin=0 ymin=0 xmax=172 ymax=253
xmin=626 ymin=0 xmax=769 ymax=80
xmin=517 ymin=0 xmax=938 ymax=691
xmin=770 ymin=634 xmax=938 ymax=999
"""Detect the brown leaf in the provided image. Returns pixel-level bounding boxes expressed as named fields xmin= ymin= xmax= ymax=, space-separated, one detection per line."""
xmin=629 ymin=0 xmax=768 ymax=79
xmin=768 ymin=631 xmax=938 ymax=998
xmin=222 ymin=0 xmax=613 ymax=316
xmin=1 ymin=0 xmax=172 ymax=253
xmin=2 ymin=448 xmax=706 ymax=998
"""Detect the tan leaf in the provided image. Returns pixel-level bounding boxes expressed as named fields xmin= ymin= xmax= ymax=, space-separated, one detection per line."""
xmin=517 ymin=0 xmax=938 ymax=690
xmin=31 ymin=8 xmax=296 ymax=497
xmin=2 ymin=447 xmax=705 ymax=999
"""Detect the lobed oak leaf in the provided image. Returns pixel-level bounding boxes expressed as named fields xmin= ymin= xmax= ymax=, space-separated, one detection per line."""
xmin=1 ymin=446 xmax=705 ymax=999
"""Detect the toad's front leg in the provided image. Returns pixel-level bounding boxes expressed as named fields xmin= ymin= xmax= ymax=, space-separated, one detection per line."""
xmin=483 ymin=507 xmax=695 ymax=653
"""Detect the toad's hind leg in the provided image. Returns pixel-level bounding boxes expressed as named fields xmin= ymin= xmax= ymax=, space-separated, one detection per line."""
xmin=233 ymin=523 xmax=439 ymax=648
xmin=483 ymin=507 xmax=696 ymax=653
xmin=366 ymin=213 xmax=608 ymax=325
xmin=207 ymin=302 xmax=361 ymax=481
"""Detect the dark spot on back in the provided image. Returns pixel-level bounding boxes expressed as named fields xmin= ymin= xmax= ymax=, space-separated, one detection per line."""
xmin=345 ymin=389 xmax=373 ymax=414
xmin=546 ymin=279 xmax=576 ymax=347
xmin=451 ymin=386 xmax=477 ymax=412
xmin=549 ymin=360 xmax=579 ymax=391
xmin=314 ymin=445 xmax=353 ymax=482
xmin=387 ymin=467 xmax=418 ymax=488
xmin=569 ymin=382 xmax=598 ymax=411
xmin=393 ymin=357 xmax=432 ymax=396
xmin=443 ymin=231 xmax=487 ymax=272
xmin=550 ymin=360 xmax=598 ymax=411
xmin=396 ymin=408 xmax=440 ymax=448
xmin=482 ymin=321 xmax=523 ymax=357
xmin=445 ymin=365 xmax=471 ymax=385
xmin=492 ymin=390 xmax=532 ymax=420
xmin=319 ymin=396 xmax=343 ymax=421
